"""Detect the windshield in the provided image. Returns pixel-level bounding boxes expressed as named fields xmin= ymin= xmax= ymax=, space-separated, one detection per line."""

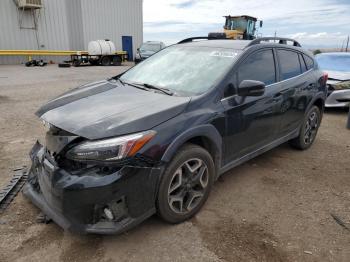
xmin=226 ymin=17 xmax=248 ymax=31
xmin=140 ymin=43 xmax=161 ymax=53
xmin=315 ymin=54 xmax=350 ymax=72
xmin=120 ymin=46 xmax=240 ymax=96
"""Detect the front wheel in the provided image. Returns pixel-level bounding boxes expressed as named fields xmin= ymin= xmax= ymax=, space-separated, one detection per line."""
xmin=157 ymin=144 xmax=215 ymax=223
xmin=290 ymin=105 xmax=321 ymax=150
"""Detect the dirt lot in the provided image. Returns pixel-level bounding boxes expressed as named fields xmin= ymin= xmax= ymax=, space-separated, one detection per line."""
xmin=0 ymin=65 xmax=349 ymax=262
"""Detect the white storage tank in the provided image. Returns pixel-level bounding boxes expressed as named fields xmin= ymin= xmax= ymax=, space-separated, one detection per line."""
xmin=88 ymin=40 xmax=116 ymax=56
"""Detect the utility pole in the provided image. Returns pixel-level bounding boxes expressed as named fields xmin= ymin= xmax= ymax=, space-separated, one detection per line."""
xmin=346 ymin=35 xmax=349 ymax=52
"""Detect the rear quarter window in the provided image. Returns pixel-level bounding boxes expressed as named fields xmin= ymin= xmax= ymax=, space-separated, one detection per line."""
xmin=299 ymin=54 xmax=307 ymax=73
xmin=277 ymin=49 xmax=302 ymax=80
xmin=303 ymin=54 xmax=314 ymax=70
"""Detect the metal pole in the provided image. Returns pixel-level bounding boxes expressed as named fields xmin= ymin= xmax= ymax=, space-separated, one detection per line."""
xmin=346 ymin=35 xmax=349 ymax=52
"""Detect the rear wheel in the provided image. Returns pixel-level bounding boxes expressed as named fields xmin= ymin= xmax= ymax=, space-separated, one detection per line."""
xmin=157 ymin=144 xmax=214 ymax=223
xmin=289 ymin=105 xmax=321 ymax=150
xmin=112 ymin=55 xmax=122 ymax=66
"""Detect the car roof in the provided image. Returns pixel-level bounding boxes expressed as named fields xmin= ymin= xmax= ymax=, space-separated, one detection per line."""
xmin=144 ymin=41 xmax=163 ymax=44
xmin=179 ymin=39 xmax=251 ymax=50
xmin=178 ymin=39 xmax=309 ymax=54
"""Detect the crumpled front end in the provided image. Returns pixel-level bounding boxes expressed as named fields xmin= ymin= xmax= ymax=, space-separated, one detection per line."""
xmin=325 ymin=78 xmax=350 ymax=108
xmin=23 ymin=126 xmax=161 ymax=234
xmin=325 ymin=89 xmax=350 ymax=107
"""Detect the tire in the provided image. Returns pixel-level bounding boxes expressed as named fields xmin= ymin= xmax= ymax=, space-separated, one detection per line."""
xmin=58 ymin=63 xmax=71 ymax=68
xmin=25 ymin=61 xmax=33 ymax=67
xmin=289 ymin=105 xmax=321 ymax=150
xmin=100 ymin=56 xmax=111 ymax=66
xmin=89 ymin=59 xmax=99 ymax=66
xmin=208 ymin=32 xmax=227 ymax=39
xmin=157 ymin=144 xmax=215 ymax=223
xmin=112 ymin=55 xmax=122 ymax=66
xmin=72 ymin=59 xmax=81 ymax=67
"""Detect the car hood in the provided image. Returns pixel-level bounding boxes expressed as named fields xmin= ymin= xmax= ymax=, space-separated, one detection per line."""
xmin=326 ymin=70 xmax=350 ymax=84
xmin=37 ymin=80 xmax=191 ymax=139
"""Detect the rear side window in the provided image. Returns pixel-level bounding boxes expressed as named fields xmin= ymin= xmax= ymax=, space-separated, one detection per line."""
xmin=299 ymin=54 xmax=307 ymax=73
xmin=277 ymin=49 xmax=301 ymax=80
xmin=303 ymin=54 xmax=314 ymax=70
xmin=238 ymin=49 xmax=276 ymax=85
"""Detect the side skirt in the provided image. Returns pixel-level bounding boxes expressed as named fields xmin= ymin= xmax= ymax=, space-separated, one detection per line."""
xmin=218 ymin=129 xmax=299 ymax=176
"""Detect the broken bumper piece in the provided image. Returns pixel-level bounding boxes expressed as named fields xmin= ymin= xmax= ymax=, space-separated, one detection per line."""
xmin=23 ymin=142 xmax=161 ymax=234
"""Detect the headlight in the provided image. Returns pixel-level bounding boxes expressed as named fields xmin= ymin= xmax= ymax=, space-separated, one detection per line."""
xmin=66 ymin=130 xmax=156 ymax=162
xmin=42 ymin=120 xmax=52 ymax=132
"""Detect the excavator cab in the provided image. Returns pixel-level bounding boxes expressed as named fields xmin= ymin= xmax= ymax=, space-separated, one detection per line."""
xmin=223 ymin=15 xmax=261 ymax=40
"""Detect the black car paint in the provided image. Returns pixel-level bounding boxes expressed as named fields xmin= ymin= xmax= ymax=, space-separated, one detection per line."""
xmin=37 ymin=80 xmax=191 ymax=140
xmin=24 ymin=40 xmax=327 ymax=234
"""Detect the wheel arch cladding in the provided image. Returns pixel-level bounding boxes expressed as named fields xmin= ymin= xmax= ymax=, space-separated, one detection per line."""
xmin=313 ymin=97 xmax=325 ymax=112
xmin=161 ymin=125 xmax=222 ymax=177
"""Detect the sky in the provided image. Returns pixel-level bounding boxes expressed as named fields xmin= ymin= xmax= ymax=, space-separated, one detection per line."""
xmin=143 ymin=0 xmax=350 ymax=48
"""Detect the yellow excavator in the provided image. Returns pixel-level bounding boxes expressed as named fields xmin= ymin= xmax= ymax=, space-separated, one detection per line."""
xmin=209 ymin=15 xmax=263 ymax=40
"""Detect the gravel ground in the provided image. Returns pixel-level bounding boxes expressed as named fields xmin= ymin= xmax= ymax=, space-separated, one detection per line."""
xmin=0 ymin=65 xmax=349 ymax=262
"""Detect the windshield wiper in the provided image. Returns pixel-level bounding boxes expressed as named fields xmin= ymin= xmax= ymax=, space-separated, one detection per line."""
xmin=142 ymin=83 xmax=174 ymax=96
xmin=122 ymin=80 xmax=149 ymax=91
xmin=117 ymin=78 xmax=126 ymax=86
xmin=122 ymin=80 xmax=174 ymax=95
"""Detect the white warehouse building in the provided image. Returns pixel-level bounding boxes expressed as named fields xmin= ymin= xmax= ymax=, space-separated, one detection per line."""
xmin=0 ymin=0 xmax=143 ymax=64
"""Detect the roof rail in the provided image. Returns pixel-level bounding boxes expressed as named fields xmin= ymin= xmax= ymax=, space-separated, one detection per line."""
xmin=247 ymin=37 xmax=301 ymax=47
xmin=177 ymin=36 xmax=225 ymax=44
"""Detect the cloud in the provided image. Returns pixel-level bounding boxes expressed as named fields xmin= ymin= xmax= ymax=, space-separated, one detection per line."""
xmin=143 ymin=0 xmax=350 ymax=47
xmin=171 ymin=0 xmax=199 ymax=9
xmin=286 ymin=31 xmax=348 ymax=47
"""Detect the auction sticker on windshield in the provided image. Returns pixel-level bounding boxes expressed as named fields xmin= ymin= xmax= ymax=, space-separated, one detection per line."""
xmin=210 ymin=51 xmax=238 ymax=58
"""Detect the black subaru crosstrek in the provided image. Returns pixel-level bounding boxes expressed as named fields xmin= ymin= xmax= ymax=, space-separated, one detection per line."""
xmin=24 ymin=37 xmax=328 ymax=234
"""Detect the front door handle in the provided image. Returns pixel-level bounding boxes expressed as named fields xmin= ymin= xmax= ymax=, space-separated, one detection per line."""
xmin=273 ymin=89 xmax=289 ymax=98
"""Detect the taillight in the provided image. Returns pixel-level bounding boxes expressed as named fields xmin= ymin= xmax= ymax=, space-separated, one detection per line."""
xmin=323 ymin=72 xmax=328 ymax=83
xmin=321 ymin=72 xmax=328 ymax=86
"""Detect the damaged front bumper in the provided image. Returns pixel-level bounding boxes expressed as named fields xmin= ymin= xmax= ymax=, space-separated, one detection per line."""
xmin=23 ymin=141 xmax=161 ymax=234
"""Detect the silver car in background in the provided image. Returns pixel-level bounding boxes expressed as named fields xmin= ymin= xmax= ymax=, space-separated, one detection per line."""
xmin=315 ymin=52 xmax=350 ymax=107
xmin=135 ymin=41 xmax=166 ymax=63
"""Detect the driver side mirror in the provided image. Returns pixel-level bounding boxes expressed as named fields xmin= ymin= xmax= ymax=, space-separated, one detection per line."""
xmin=238 ymin=80 xmax=265 ymax=97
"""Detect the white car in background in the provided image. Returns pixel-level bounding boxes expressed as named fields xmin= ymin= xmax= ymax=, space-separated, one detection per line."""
xmin=315 ymin=52 xmax=350 ymax=107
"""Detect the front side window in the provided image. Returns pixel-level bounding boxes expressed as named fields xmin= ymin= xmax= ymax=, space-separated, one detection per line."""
xmin=237 ymin=49 xmax=276 ymax=86
xmin=121 ymin=46 xmax=241 ymax=96
xmin=277 ymin=49 xmax=302 ymax=80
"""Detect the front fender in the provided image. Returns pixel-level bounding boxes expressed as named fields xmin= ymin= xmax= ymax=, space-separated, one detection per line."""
xmin=161 ymin=124 xmax=222 ymax=176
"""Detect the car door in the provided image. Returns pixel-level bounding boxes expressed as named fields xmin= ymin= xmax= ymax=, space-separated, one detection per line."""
xmin=274 ymin=49 xmax=316 ymax=136
xmin=220 ymin=48 xmax=283 ymax=165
